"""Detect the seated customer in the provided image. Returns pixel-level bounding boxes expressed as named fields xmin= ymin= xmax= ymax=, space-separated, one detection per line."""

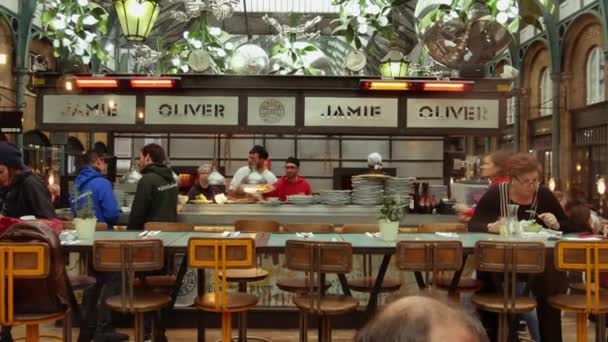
xmin=265 ymin=157 xmax=312 ymax=201
xmin=355 ymin=295 xmax=488 ymax=342
xmin=187 ymin=164 xmax=223 ymax=202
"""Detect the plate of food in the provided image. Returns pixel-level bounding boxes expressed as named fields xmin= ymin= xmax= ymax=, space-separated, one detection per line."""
xmin=242 ymin=184 xmax=275 ymax=194
xmin=226 ymin=198 xmax=255 ymax=204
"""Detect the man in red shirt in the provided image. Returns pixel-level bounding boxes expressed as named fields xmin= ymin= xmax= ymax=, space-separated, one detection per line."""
xmin=266 ymin=157 xmax=312 ymax=201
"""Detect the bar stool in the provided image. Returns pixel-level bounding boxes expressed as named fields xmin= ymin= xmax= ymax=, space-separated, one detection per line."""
xmin=188 ymin=237 xmax=260 ymax=342
xmin=417 ymin=223 xmax=481 ymax=299
xmin=93 ymin=239 xmax=171 ymax=342
xmin=276 ymin=224 xmax=334 ymax=294
xmin=341 ymin=224 xmax=401 ymax=300
xmin=0 ymin=242 xmax=72 ymax=342
xmin=395 ymin=239 xmax=464 ymax=293
xmin=548 ymin=241 xmax=608 ymax=342
xmin=217 ymin=220 xmax=279 ymax=342
xmin=286 ymin=240 xmax=358 ymax=342
xmin=471 ymin=241 xmax=545 ymax=342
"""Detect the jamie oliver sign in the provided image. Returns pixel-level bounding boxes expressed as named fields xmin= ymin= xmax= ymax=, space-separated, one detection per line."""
xmin=304 ymin=97 xmax=398 ymax=127
xmin=42 ymin=95 xmax=136 ymax=124
xmin=145 ymin=96 xmax=239 ymax=125
xmin=407 ymin=98 xmax=500 ymax=129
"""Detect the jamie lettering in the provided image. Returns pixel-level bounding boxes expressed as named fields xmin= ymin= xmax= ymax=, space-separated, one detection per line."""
xmin=62 ymin=103 xmax=118 ymax=117
xmin=320 ymin=105 xmax=381 ymax=117
xmin=418 ymin=105 xmax=488 ymax=120
xmin=158 ymin=103 xmax=225 ymax=117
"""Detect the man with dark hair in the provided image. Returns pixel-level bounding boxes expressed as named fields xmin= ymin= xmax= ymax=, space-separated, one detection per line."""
xmin=72 ymin=150 xmax=120 ymax=227
xmin=265 ymin=157 xmax=312 ymax=201
xmin=128 ymin=143 xmax=177 ymax=230
xmin=355 ymin=296 xmax=489 ymax=342
xmin=228 ymin=145 xmax=277 ymax=194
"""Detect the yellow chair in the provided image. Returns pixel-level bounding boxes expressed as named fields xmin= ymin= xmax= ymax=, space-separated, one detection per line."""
xmin=93 ymin=239 xmax=171 ymax=342
xmin=548 ymin=241 xmax=608 ymax=342
xmin=188 ymin=237 xmax=259 ymax=342
xmin=0 ymin=242 xmax=71 ymax=342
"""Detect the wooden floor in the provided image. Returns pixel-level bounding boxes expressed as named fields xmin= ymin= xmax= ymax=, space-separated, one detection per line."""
xmin=7 ymin=311 xmax=598 ymax=341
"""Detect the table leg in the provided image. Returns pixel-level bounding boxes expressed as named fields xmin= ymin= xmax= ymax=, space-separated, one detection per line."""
xmin=337 ymin=274 xmax=351 ymax=296
xmin=366 ymin=254 xmax=391 ymax=314
xmin=448 ymin=268 xmax=464 ymax=297
xmin=414 ymin=272 xmax=425 ymax=290
xmin=197 ymin=269 xmax=206 ymax=342
xmin=596 ymin=314 xmax=606 ymax=342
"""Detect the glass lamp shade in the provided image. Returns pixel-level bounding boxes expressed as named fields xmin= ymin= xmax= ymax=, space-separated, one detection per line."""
xmin=114 ymin=0 xmax=161 ymax=42
xmin=379 ymin=49 xmax=410 ymax=77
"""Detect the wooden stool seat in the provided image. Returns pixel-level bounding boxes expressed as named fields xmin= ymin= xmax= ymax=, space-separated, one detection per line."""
xmin=434 ymin=274 xmax=481 ymax=290
xmin=276 ymin=277 xmax=331 ymax=293
xmin=106 ymin=293 xmax=171 ymax=313
xmin=472 ymin=294 xmax=537 ymax=314
xmin=69 ymin=274 xmax=97 ymax=290
xmin=549 ymin=294 xmax=608 ymax=313
xmin=219 ymin=268 xmax=269 ymax=283
xmin=347 ymin=276 xmax=401 ymax=293
xmin=293 ymin=294 xmax=358 ymax=315
xmin=13 ymin=311 xmax=66 ymax=324
xmin=195 ymin=292 xmax=259 ymax=312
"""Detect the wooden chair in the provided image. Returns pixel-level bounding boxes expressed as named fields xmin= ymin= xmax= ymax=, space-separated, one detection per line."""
xmin=548 ymin=241 xmax=608 ymax=342
xmin=234 ymin=219 xmax=280 ymax=232
xmin=138 ymin=222 xmax=195 ymax=290
xmin=277 ymin=224 xmax=334 ymax=294
xmin=471 ymin=241 xmax=545 ymax=342
xmin=341 ymin=224 xmax=401 ymax=296
xmin=93 ymin=239 xmax=171 ymax=342
xmin=395 ymin=240 xmax=463 ymax=291
xmin=283 ymin=223 xmax=334 ymax=233
xmin=417 ymin=223 xmax=481 ymax=299
xmin=188 ymin=237 xmax=259 ymax=342
xmin=286 ymin=240 xmax=358 ymax=342
xmin=0 ymin=243 xmax=71 ymax=342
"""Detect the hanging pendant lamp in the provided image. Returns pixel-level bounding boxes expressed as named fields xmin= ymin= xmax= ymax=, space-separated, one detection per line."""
xmin=113 ymin=0 xmax=161 ymax=42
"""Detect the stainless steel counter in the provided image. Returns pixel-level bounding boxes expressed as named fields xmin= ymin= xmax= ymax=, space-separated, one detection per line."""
xmin=118 ymin=204 xmax=457 ymax=226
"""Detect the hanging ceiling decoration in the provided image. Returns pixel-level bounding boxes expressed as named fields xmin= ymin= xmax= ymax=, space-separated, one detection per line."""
xmin=114 ymin=0 xmax=161 ymax=42
xmin=168 ymin=0 xmax=239 ymax=22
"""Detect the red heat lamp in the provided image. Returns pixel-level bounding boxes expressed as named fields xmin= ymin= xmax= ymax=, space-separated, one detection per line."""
xmin=130 ymin=78 xmax=175 ymax=88
xmin=75 ymin=78 xmax=119 ymax=88
xmin=70 ymin=77 xmax=177 ymax=89
xmin=360 ymin=80 xmax=473 ymax=92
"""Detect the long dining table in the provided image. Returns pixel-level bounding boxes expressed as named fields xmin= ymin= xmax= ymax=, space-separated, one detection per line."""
xmin=61 ymin=231 xmax=559 ymax=341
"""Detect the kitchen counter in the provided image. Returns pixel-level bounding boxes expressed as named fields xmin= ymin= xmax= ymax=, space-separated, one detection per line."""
xmin=117 ymin=203 xmax=457 ymax=226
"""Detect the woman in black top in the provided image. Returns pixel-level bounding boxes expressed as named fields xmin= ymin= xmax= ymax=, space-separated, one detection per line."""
xmin=469 ymin=153 xmax=572 ymax=342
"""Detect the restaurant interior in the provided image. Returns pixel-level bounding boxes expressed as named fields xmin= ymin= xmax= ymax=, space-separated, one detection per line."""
xmin=0 ymin=0 xmax=607 ymax=341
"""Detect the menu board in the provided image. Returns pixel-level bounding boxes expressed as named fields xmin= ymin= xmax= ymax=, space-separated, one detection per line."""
xmin=42 ymin=95 xmax=136 ymax=124
xmin=304 ymin=97 xmax=399 ymax=127
xmin=144 ymin=96 xmax=239 ymax=125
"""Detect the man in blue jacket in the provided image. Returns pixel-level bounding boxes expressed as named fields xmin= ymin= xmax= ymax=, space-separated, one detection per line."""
xmin=72 ymin=150 xmax=120 ymax=228
xmin=73 ymin=150 xmax=126 ymax=342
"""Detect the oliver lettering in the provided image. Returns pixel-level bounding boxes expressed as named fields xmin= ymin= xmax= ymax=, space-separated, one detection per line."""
xmin=418 ymin=105 xmax=488 ymax=121
xmin=157 ymin=103 xmax=225 ymax=117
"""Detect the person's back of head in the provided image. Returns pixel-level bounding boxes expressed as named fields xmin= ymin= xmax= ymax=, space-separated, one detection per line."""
xmin=355 ymin=295 xmax=488 ymax=342
xmin=141 ymin=143 xmax=166 ymax=165
xmin=568 ymin=204 xmax=592 ymax=233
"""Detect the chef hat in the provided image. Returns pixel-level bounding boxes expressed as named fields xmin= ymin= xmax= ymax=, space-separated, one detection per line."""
xmin=367 ymin=152 xmax=382 ymax=170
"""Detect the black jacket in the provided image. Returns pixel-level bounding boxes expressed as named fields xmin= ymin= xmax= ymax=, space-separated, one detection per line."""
xmin=0 ymin=170 xmax=55 ymax=219
xmin=128 ymin=164 xmax=178 ymax=230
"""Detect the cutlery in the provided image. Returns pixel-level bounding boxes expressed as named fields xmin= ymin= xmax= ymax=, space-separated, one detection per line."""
xmin=139 ymin=231 xmax=149 ymax=237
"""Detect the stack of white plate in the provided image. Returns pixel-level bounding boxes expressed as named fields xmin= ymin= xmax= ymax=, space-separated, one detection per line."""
xmin=319 ymin=190 xmax=351 ymax=205
xmin=287 ymin=195 xmax=315 ymax=205
xmin=351 ymin=178 xmax=384 ymax=205
xmin=385 ymin=177 xmax=415 ymax=205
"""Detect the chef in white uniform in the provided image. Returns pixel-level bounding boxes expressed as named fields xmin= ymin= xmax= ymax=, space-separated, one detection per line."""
xmin=229 ymin=145 xmax=277 ymax=195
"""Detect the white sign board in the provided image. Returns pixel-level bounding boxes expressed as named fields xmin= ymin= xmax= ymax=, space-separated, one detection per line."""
xmin=42 ymin=95 xmax=136 ymax=124
xmin=145 ymin=96 xmax=239 ymax=125
xmin=247 ymin=97 xmax=296 ymax=126
xmin=407 ymin=98 xmax=500 ymax=129
xmin=304 ymin=97 xmax=399 ymax=127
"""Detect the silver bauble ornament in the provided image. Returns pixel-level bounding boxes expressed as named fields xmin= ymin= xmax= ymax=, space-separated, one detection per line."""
xmin=230 ymin=44 xmax=270 ymax=75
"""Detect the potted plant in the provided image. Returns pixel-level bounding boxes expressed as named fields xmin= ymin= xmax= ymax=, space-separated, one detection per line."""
xmin=72 ymin=189 xmax=97 ymax=240
xmin=378 ymin=196 xmax=405 ymax=241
